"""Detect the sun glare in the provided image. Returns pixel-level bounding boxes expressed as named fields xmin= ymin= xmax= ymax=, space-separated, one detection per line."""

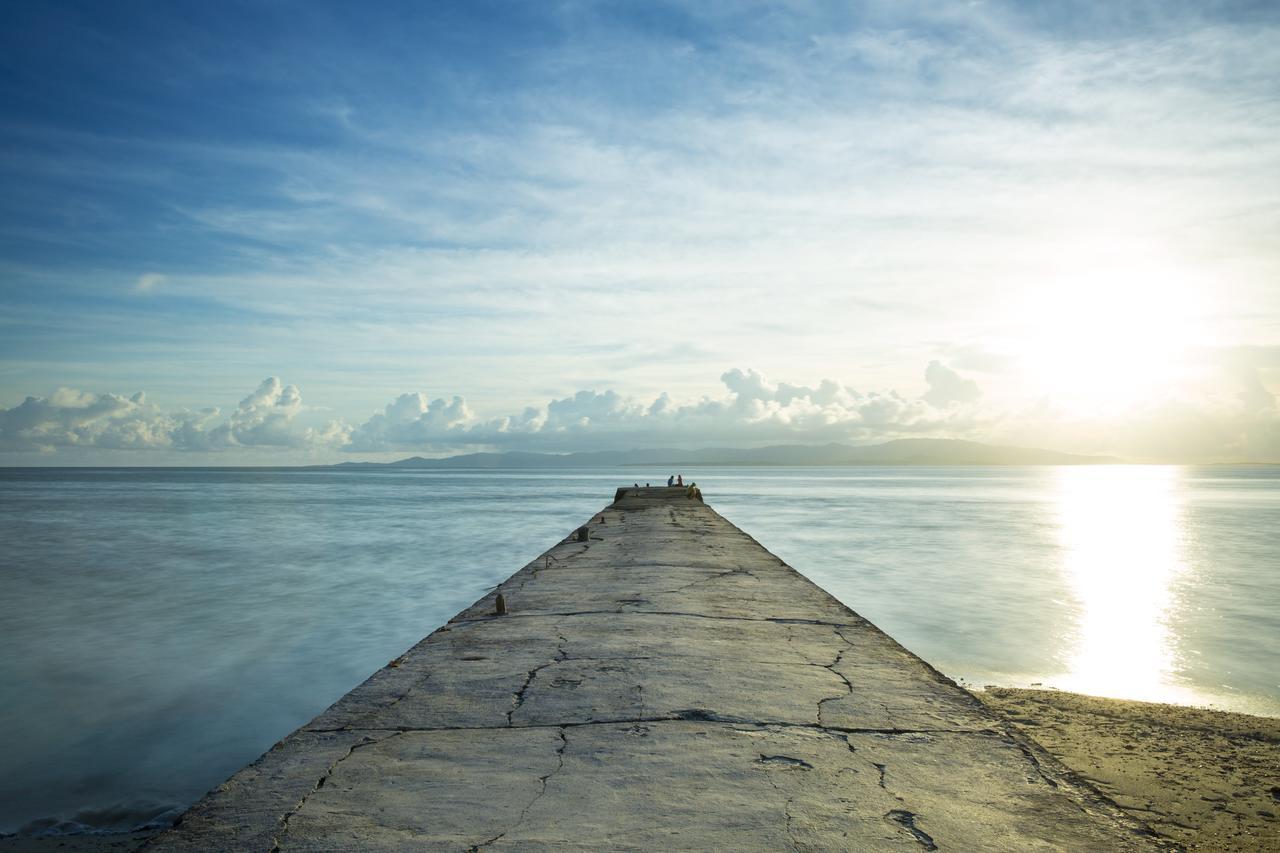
xmin=1012 ymin=245 xmax=1205 ymax=417
xmin=1052 ymin=465 xmax=1203 ymax=705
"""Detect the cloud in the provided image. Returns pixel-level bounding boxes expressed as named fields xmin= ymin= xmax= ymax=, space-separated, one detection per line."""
xmin=922 ymin=361 xmax=982 ymax=407
xmin=134 ymin=273 xmax=166 ymax=293
xmin=204 ymin=377 xmax=312 ymax=449
xmin=1 ymin=366 xmax=985 ymax=456
xmin=344 ymin=393 xmax=472 ymax=451
xmin=342 ymin=365 xmax=984 ymax=453
xmin=0 ymin=378 xmax=337 ymax=453
xmin=938 ymin=345 xmax=1016 ymax=374
xmin=0 ymin=388 xmax=163 ymax=451
xmin=3 ymin=4 xmax=1275 ymax=428
xmin=4 ymin=361 xmax=1277 ymax=461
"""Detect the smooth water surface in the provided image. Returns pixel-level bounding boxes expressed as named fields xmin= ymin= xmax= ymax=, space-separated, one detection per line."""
xmin=0 ymin=465 xmax=1276 ymax=834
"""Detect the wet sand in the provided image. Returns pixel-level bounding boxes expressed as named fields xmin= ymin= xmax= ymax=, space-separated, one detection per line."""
xmin=980 ymin=688 xmax=1280 ymax=851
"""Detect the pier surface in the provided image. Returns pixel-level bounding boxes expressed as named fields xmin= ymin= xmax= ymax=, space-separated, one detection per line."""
xmin=151 ymin=487 xmax=1157 ymax=850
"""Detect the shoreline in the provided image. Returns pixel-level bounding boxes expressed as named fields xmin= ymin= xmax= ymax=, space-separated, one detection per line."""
xmin=977 ymin=687 xmax=1280 ymax=851
xmin=4 ymin=688 xmax=1275 ymax=851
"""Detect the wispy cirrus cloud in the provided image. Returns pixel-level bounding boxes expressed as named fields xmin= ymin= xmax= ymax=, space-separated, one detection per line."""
xmin=1 ymin=2 xmax=1276 ymax=448
xmin=134 ymin=273 xmax=166 ymax=293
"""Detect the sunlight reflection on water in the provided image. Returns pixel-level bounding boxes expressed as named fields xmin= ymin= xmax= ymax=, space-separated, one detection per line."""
xmin=1053 ymin=465 xmax=1198 ymax=704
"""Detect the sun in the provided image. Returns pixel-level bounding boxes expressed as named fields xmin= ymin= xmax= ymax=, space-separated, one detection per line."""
xmin=1010 ymin=249 xmax=1206 ymax=416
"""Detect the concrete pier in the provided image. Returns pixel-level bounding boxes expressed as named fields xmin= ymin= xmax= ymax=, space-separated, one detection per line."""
xmin=150 ymin=487 xmax=1159 ymax=850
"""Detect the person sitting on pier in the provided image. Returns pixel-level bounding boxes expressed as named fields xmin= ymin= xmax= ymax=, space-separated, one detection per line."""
xmin=685 ymin=482 xmax=702 ymax=502
xmin=667 ymin=474 xmax=674 ymax=487
xmin=677 ymin=474 xmax=683 ymax=487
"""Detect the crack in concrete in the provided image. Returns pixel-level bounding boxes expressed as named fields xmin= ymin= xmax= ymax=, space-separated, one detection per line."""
xmin=987 ymin=725 xmax=1172 ymax=845
xmin=815 ymin=629 xmax=856 ymax=728
xmin=758 ymin=754 xmax=815 ymax=770
xmin=506 ymin=540 xmax=589 ymax=596
xmin=886 ymin=809 xmax=938 ymax=851
xmin=268 ymin=732 xmax=401 ymax=852
xmin=506 ymin=634 xmax=568 ymax=726
xmin=1012 ymin=738 xmax=1059 ymax=788
xmin=308 ymin=715 xmax=979 ymax=737
xmin=664 ymin=566 xmax=758 ymax=594
xmin=782 ymin=795 xmax=800 ymax=851
xmin=858 ymin=755 xmax=939 ymax=851
xmin=529 ymin=558 xmax=769 ymax=572
xmin=466 ymin=831 xmax=504 ymax=851
xmin=758 ymin=761 xmax=802 ymax=851
xmin=454 ymin=609 xmax=864 ymax=629
xmin=353 ymin=670 xmax=430 ymax=726
xmin=468 ymin=728 xmax=569 ymax=851
xmin=814 ymin=637 xmax=855 ymax=722
xmin=520 ymin=729 xmax=568 ymax=827
xmin=560 ymin=651 xmax=819 ymax=667
xmin=507 ymin=665 xmax=550 ymax=727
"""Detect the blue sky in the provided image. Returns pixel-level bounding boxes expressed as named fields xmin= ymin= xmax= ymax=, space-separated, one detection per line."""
xmin=2 ymin=1 xmax=1278 ymax=462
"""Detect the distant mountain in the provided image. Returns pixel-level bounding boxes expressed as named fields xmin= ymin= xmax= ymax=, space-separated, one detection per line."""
xmin=327 ymin=439 xmax=1118 ymax=469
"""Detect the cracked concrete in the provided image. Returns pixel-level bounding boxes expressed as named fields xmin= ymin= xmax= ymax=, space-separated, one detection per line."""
xmin=148 ymin=486 xmax=1164 ymax=850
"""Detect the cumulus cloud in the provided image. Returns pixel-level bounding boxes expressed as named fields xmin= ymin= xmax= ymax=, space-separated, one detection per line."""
xmin=208 ymin=378 xmax=309 ymax=448
xmin=6 ymin=362 xmax=1276 ymax=461
xmin=0 ymin=378 xmax=337 ymax=453
xmin=340 ymin=365 xmax=984 ymax=453
xmin=345 ymin=393 xmax=473 ymax=451
xmin=922 ymin=361 xmax=982 ymax=407
xmin=2 ymin=366 xmax=986 ymax=456
xmin=0 ymin=388 xmax=166 ymax=451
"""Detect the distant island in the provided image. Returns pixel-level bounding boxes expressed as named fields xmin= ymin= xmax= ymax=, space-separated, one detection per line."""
xmin=327 ymin=438 xmax=1120 ymax=469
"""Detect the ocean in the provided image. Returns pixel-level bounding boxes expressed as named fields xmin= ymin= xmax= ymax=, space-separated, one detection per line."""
xmin=0 ymin=465 xmax=1276 ymax=835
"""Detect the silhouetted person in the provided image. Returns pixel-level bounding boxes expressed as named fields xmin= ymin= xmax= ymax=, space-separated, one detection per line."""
xmin=677 ymin=474 xmax=683 ymax=487
xmin=667 ymin=475 xmax=674 ymax=487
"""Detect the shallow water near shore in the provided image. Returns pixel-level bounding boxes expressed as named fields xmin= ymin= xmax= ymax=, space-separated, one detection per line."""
xmin=0 ymin=464 xmax=1276 ymax=835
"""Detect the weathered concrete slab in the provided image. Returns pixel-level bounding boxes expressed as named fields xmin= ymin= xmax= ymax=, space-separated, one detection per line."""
xmin=149 ymin=487 xmax=1162 ymax=850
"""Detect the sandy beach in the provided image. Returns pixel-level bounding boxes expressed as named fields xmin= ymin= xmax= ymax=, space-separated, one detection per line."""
xmin=3 ymin=688 xmax=1276 ymax=851
xmin=980 ymin=688 xmax=1280 ymax=851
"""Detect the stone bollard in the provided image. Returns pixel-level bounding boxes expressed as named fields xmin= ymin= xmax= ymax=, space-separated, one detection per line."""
xmin=576 ymin=526 xmax=589 ymax=542
xmin=494 ymin=593 xmax=507 ymax=616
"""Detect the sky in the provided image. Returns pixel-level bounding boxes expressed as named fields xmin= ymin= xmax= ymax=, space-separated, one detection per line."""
xmin=1 ymin=0 xmax=1278 ymax=463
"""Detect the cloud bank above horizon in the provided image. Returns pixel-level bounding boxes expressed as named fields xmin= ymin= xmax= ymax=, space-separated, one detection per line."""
xmin=3 ymin=360 xmax=1276 ymax=464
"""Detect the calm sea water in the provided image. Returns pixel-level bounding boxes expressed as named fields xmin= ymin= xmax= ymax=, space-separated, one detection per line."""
xmin=0 ymin=465 xmax=1276 ymax=834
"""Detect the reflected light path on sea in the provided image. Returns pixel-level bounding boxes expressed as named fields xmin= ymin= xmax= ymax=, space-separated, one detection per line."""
xmin=1053 ymin=465 xmax=1201 ymax=705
